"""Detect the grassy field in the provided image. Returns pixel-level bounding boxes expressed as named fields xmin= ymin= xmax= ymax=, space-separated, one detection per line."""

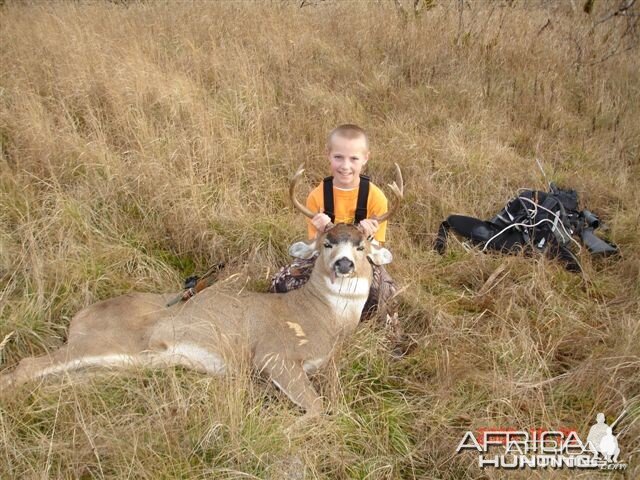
xmin=1 ymin=1 xmax=639 ymax=478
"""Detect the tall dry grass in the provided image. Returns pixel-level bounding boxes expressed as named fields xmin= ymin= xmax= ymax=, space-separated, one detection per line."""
xmin=0 ymin=1 xmax=639 ymax=478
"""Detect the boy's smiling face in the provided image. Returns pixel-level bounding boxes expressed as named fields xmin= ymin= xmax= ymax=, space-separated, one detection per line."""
xmin=327 ymin=134 xmax=369 ymax=189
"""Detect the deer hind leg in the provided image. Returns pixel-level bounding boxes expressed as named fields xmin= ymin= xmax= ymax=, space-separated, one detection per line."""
xmin=258 ymin=354 xmax=323 ymax=416
xmin=0 ymin=345 xmax=142 ymax=391
xmin=0 ymin=344 xmax=226 ymax=394
xmin=1 ymin=346 xmax=76 ymax=390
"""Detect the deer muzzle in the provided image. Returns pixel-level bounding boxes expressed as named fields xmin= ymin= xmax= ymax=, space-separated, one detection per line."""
xmin=334 ymin=257 xmax=355 ymax=276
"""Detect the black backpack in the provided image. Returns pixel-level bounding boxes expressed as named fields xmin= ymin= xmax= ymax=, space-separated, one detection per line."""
xmin=434 ymin=184 xmax=617 ymax=272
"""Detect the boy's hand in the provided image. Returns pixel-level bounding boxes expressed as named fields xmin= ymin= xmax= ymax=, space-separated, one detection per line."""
xmin=312 ymin=211 xmax=332 ymax=233
xmin=358 ymin=219 xmax=379 ymax=239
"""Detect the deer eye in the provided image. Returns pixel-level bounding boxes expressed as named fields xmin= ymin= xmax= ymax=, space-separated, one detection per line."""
xmin=323 ymin=241 xmax=333 ymax=249
xmin=356 ymin=245 xmax=365 ymax=251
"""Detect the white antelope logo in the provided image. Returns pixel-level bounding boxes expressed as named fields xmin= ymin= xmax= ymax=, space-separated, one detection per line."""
xmin=0 ymin=165 xmax=403 ymax=415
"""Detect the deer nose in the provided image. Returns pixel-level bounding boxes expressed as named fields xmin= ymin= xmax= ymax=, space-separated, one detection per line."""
xmin=335 ymin=257 xmax=355 ymax=274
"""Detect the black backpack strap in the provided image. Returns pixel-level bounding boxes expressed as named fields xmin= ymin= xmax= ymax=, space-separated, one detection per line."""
xmin=434 ymin=220 xmax=450 ymax=254
xmin=322 ymin=176 xmax=335 ymax=223
xmin=354 ymin=175 xmax=370 ymax=224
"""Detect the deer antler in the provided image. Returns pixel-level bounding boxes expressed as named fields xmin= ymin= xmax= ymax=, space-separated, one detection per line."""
xmin=290 ymin=164 xmax=316 ymax=219
xmin=373 ymin=163 xmax=404 ymax=224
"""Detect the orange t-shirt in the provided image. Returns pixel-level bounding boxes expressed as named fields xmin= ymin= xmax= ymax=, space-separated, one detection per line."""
xmin=305 ymin=180 xmax=388 ymax=242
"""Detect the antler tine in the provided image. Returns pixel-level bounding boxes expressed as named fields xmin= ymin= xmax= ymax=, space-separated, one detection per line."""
xmin=374 ymin=163 xmax=404 ymax=224
xmin=290 ymin=164 xmax=316 ymax=219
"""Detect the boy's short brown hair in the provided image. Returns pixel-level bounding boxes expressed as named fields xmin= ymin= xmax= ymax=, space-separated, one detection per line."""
xmin=327 ymin=124 xmax=369 ymax=151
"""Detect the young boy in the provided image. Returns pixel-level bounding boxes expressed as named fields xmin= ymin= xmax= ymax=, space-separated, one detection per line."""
xmin=270 ymin=124 xmax=397 ymax=322
xmin=306 ymin=124 xmax=388 ymax=242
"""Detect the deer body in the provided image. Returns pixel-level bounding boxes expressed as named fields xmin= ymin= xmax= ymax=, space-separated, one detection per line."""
xmin=1 ymin=226 xmax=389 ymax=415
xmin=0 ymin=166 xmax=402 ymax=415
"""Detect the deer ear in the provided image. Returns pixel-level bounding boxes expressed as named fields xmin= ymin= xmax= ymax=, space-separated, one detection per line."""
xmin=367 ymin=244 xmax=393 ymax=266
xmin=289 ymin=240 xmax=318 ymax=259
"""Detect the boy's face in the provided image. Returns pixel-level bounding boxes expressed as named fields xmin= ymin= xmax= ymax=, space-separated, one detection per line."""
xmin=327 ymin=134 xmax=369 ymax=189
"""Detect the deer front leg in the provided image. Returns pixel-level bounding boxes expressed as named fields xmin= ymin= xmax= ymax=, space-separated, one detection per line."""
xmin=258 ymin=354 xmax=323 ymax=416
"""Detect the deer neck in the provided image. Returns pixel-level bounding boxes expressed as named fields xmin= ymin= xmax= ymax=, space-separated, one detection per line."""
xmin=303 ymin=263 xmax=372 ymax=333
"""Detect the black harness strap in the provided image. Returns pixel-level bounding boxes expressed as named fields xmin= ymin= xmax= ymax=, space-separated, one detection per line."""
xmin=354 ymin=175 xmax=370 ymax=224
xmin=322 ymin=175 xmax=370 ymax=224
xmin=322 ymin=176 xmax=335 ymax=223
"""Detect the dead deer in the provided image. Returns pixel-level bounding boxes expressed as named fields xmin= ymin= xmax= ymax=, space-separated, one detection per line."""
xmin=0 ymin=165 xmax=403 ymax=415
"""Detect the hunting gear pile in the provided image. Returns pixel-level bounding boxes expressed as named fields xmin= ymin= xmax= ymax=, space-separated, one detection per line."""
xmin=434 ymin=183 xmax=618 ymax=272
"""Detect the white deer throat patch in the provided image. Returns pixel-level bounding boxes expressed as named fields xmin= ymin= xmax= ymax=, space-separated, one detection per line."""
xmin=321 ymin=275 xmax=370 ymax=319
